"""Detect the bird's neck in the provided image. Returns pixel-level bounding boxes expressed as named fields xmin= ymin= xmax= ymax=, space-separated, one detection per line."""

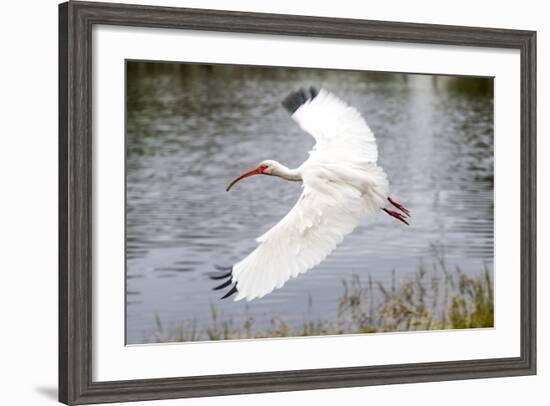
xmin=272 ymin=163 xmax=302 ymax=182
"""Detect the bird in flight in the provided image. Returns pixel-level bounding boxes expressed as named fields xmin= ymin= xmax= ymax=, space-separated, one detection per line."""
xmin=211 ymin=87 xmax=410 ymax=301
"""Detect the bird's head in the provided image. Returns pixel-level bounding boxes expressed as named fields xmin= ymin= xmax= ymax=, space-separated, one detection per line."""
xmin=226 ymin=160 xmax=281 ymax=192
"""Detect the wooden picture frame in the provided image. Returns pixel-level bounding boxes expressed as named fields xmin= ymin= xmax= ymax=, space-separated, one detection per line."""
xmin=59 ymin=1 xmax=536 ymax=404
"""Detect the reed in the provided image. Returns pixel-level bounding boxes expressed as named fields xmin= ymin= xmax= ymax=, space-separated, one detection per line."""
xmin=148 ymin=259 xmax=493 ymax=343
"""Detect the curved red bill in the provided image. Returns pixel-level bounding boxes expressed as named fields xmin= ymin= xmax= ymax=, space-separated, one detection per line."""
xmin=226 ymin=165 xmax=267 ymax=192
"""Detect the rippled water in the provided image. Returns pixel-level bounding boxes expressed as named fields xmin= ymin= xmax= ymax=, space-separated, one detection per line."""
xmin=126 ymin=63 xmax=494 ymax=344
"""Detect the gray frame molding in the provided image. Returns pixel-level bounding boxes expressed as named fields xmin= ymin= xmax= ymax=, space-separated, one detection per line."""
xmin=59 ymin=1 xmax=537 ymax=404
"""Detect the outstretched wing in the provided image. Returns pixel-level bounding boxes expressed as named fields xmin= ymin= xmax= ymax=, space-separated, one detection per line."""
xmin=283 ymin=87 xmax=378 ymax=163
xmin=214 ymin=88 xmax=388 ymax=301
xmin=215 ymin=181 xmax=369 ymax=301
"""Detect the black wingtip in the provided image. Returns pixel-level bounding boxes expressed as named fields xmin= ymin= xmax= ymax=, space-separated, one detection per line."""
xmin=281 ymin=87 xmax=319 ymax=114
xmin=221 ymin=284 xmax=238 ymax=300
xmin=214 ymin=264 xmax=232 ymax=271
xmin=209 ymin=271 xmax=233 ymax=281
xmin=309 ymin=86 xmax=319 ymax=98
xmin=213 ymin=279 xmax=233 ymax=291
xmin=209 ymin=266 xmax=239 ymax=299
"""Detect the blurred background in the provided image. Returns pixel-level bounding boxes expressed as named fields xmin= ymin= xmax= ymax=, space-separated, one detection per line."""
xmin=126 ymin=61 xmax=494 ymax=344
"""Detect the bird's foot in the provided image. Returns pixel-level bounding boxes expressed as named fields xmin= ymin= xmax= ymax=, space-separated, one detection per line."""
xmin=388 ymin=196 xmax=411 ymax=217
xmin=383 ymin=208 xmax=410 ymax=226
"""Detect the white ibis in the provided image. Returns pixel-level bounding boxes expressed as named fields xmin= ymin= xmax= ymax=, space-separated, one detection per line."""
xmin=212 ymin=87 xmax=410 ymax=301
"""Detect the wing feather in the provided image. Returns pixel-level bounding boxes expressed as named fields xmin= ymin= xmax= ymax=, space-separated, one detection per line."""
xmin=232 ymin=183 xmax=367 ymax=301
xmin=291 ymin=88 xmax=378 ymax=163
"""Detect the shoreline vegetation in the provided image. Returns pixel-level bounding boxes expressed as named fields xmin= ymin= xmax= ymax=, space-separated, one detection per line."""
xmin=148 ymin=258 xmax=493 ymax=343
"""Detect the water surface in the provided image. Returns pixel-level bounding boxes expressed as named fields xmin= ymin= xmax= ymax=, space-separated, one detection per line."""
xmin=126 ymin=62 xmax=494 ymax=344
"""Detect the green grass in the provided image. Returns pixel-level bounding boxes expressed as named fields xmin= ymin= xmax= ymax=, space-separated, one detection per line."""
xmin=147 ymin=259 xmax=493 ymax=343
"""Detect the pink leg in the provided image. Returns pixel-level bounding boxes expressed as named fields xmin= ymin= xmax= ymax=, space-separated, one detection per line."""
xmin=383 ymin=208 xmax=410 ymax=226
xmin=388 ymin=196 xmax=410 ymax=217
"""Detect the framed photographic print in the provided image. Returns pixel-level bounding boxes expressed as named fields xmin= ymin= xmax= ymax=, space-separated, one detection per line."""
xmin=59 ymin=1 xmax=537 ymax=404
